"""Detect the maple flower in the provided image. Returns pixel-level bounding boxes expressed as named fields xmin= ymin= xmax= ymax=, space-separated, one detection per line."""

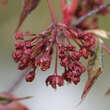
xmin=12 ymin=23 xmax=96 ymax=88
xmin=46 ymin=75 xmax=64 ymax=89
xmin=5 ymin=0 xmax=110 ymax=103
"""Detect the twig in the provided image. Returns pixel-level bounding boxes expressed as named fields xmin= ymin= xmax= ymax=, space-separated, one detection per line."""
xmin=6 ymin=70 xmax=28 ymax=93
xmin=71 ymin=2 xmax=110 ymax=26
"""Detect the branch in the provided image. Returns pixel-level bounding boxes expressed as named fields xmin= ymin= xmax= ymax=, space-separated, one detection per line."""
xmin=71 ymin=2 xmax=110 ymax=26
xmin=6 ymin=70 xmax=28 ymax=93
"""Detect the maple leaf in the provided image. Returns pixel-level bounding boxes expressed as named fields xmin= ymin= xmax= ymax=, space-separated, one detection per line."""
xmin=0 ymin=92 xmax=32 ymax=110
xmin=86 ymin=29 xmax=110 ymax=39
xmin=80 ymin=38 xmax=103 ymax=103
xmin=15 ymin=0 xmax=40 ymax=32
xmin=1 ymin=0 xmax=8 ymax=6
xmin=105 ymin=88 xmax=110 ymax=96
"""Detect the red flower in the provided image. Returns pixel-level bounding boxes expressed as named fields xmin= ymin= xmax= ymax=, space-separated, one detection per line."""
xmin=46 ymin=75 xmax=64 ymax=89
xmin=63 ymin=71 xmax=80 ymax=85
xmin=39 ymin=55 xmax=51 ymax=71
xmin=15 ymin=32 xmax=24 ymax=40
xmin=26 ymin=70 xmax=35 ymax=82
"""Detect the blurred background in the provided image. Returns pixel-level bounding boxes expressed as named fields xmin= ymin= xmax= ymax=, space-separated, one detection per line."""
xmin=0 ymin=0 xmax=110 ymax=110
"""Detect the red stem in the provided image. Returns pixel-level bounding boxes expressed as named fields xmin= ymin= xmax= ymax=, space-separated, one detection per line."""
xmin=54 ymin=43 xmax=58 ymax=75
xmin=54 ymin=30 xmax=58 ymax=75
xmin=32 ymin=38 xmax=48 ymax=52
xmin=61 ymin=0 xmax=67 ymax=12
xmin=46 ymin=0 xmax=57 ymax=24
xmin=61 ymin=0 xmax=78 ymax=24
xmin=69 ymin=0 xmax=78 ymax=15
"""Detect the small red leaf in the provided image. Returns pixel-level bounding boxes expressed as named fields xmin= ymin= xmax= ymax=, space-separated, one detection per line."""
xmin=80 ymin=39 xmax=103 ymax=103
xmin=0 ymin=92 xmax=29 ymax=110
xmin=105 ymin=88 xmax=110 ymax=96
xmin=1 ymin=0 xmax=8 ymax=7
xmin=15 ymin=0 xmax=40 ymax=32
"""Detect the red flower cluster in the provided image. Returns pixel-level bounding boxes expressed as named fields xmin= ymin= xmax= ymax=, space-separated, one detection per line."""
xmin=46 ymin=75 xmax=64 ymax=89
xmin=13 ymin=23 xmax=96 ymax=89
xmin=58 ymin=27 xmax=95 ymax=84
xmin=13 ymin=28 xmax=53 ymax=82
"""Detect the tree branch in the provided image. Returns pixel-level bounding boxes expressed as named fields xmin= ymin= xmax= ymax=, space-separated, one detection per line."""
xmin=71 ymin=2 xmax=110 ymax=26
xmin=6 ymin=70 xmax=28 ymax=93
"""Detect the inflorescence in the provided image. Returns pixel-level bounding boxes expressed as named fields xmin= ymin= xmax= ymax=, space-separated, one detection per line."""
xmin=12 ymin=23 xmax=96 ymax=89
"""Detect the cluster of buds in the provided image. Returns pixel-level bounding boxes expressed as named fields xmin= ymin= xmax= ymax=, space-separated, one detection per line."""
xmin=58 ymin=26 xmax=96 ymax=85
xmin=12 ymin=23 xmax=96 ymax=89
xmin=12 ymin=26 xmax=53 ymax=82
xmin=61 ymin=0 xmax=109 ymax=29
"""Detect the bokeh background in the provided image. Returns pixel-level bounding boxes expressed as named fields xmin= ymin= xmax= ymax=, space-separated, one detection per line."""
xmin=0 ymin=0 xmax=110 ymax=110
